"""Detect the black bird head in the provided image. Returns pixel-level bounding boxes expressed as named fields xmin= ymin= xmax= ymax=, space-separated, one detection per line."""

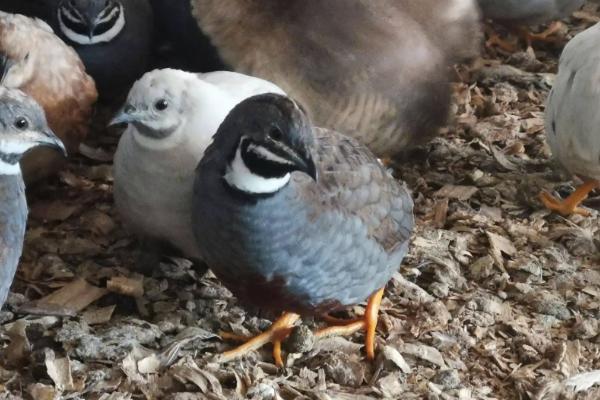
xmin=217 ymin=93 xmax=317 ymax=195
xmin=57 ymin=0 xmax=125 ymax=45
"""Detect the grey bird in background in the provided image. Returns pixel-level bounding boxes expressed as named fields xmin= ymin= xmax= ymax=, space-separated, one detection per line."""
xmin=477 ymin=0 xmax=594 ymax=50
xmin=0 ymin=0 xmax=153 ymax=100
xmin=0 ymin=87 xmax=66 ymax=308
xmin=541 ymin=22 xmax=600 ymax=216
xmin=111 ymin=69 xmax=285 ymax=273
xmin=477 ymin=0 xmax=585 ymax=25
xmin=192 ymin=93 xmax=414 ymax=365
xmin=190 ymin=0 xmax=482 ymax=158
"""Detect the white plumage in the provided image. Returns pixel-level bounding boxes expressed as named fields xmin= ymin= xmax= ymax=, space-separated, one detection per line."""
xmin=542 ymin=22 xmax=600 ymax=215
xmin=113 ymin=69 xmax=285 ymax=262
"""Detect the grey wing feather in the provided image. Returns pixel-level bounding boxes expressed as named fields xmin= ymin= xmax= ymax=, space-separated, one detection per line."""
xmin=299 ymin=128 xmax=414 ymax=256
xmin=477 ymin=0 xmax=584 ymax=24
xmin=0 ymin=177 xmax=26 ymax=308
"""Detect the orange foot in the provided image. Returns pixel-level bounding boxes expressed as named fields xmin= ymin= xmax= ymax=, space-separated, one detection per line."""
xmin=217 ymin=312 xmax=300 ymax=367
xmin=524 ymin=21 xmax=565 ymax=47
xmin=315 ymin=287 xmax=385 ymax=360
xmin=539 ymin=179 xmax=600 ymax=216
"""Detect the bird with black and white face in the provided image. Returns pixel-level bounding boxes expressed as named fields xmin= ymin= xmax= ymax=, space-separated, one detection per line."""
xmin=56 ymin=0 xmax=153 ymax=99
xmin=110 ymin=68 xmax=285 ymax=274
xmin=192 ymin=93 xmax=415 ymax=366
xmin=0 ymin=87 xmax=66 ymax=308
xmin=0 ymin=0 xmax=153 ymax=99
xmin=0 ymin=11 xmax=97 ymax=183
xmin=57 ymin=0 xmax=125 ymax=45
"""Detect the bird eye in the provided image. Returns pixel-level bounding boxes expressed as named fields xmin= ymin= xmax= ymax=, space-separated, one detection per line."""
xmin=14 ymin=117 xmax=28 ymax=130
xmin=154 ymin=99 xmax=168 ymax=111
xmin=269 ymin=127 xmax=283 ymax=141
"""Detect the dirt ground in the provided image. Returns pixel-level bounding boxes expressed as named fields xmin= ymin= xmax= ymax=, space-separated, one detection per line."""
xmin=2 ymin=4 xmax=600 ymax=400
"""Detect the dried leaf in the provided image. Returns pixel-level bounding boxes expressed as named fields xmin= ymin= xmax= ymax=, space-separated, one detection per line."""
xmin=82 ymin=305 xmax=116 ymax=325
xmin=33 ymin=278 xmax=107 ymax=313
xmin=107 ymin=276 xmax=144 ymax=298
xmin=435 ymin=185 xmax=478 ymax=201
xmin=44 ymin=350 xmax=75 ymax=392
xmin=399 ymin=343 xmax=447 ymax=368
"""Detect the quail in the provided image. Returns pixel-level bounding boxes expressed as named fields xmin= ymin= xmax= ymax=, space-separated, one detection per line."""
xmin=478 ymin=0 xmax=585 ymax=23
xmin=0 ymin=87 xmax=66 ymax=308
xmin=0 ymin=0 xmax=153 ymax=99
xmin=190 ymin=0 xmax=482 ymax=158
xmin=192 ymin=93 xmax=414 ymax=366
xmin=0 ymin=11 xmax=97 ymax=183
xmin=149 ymin=0 xmax=225 ymax=72
xmin=542 ymin=22 xmax=600 ymax=216
xmin=478 ymin=0 xmax=586 ymax=50
xmin=111 ymin=69 xmax=285 ymax=272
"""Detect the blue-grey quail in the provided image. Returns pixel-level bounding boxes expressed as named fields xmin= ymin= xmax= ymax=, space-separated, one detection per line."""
xmin=0 ymin=10 xmax=96 ymax=183
xmin=478 ymin=0 xmax=589 ymax=50
xmin=0 ymin=0 xmax=153 ymax=99
xmin=190 ymin=0 xmax=482 ymax=158
xmin=0 ymin=87 xmax=66 ymax=308
xmin=192 ymin=93 xmax=414 ymax=366
xmin=478 ymin=0 xmax=585 ymax=24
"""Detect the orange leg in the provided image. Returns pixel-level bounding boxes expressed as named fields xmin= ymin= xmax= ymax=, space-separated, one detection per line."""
xmin=539 ymin=179 xmax=600 ymax=216
xmin=321 ymin=314 xmax=361 ymax=326
xmin=315 ymin=288 xmax=385 ymax=360
xmin=525 ymin=21 xmax=564 ymax=46
xmin=217 ymin=312 xmax=300 ymax=367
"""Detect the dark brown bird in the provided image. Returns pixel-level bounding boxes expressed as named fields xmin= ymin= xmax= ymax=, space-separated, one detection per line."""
xmin=0 ymin=11 xmax=97 ymax=182
xmin=190 ymin=0 xmax=481 ymax=158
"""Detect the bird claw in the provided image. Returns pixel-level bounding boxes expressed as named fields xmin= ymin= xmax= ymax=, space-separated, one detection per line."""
xmin=315 ymin=287 xmax=385 ymax=360
xmin=539 ymin=191 xmax=591 ymax=216
xmin=217 ymin=312 xmax=300 ymax=367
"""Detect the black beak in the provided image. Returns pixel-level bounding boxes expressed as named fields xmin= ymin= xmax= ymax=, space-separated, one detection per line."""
xmin=85 ymin=17 xmax=98 ymax=40
xmin=38 ymin=129 xmax=67 ymax=157
xmin=0 ymin=53 xmax=15 ymax=84
xmin=303 ymin=154 xmax=318 ymax=181
xmin=293 ymin=150 xmax=317 ymax=182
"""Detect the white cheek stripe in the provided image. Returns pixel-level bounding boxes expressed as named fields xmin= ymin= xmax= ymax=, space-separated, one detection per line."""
xmin=0 ymin=136 xmax=38 ymax=154
xmin=0 ymin=159 xmax=21 ymax=175
xmin=224 ymin=145 xmax=290 ymax=194
xmin=98 ymin=7 xmax=120 ymax=24
xmin=58 ymin=4 xmax=125 ymax=45
xmin=247 ymin=142 xmax=294 ymax=165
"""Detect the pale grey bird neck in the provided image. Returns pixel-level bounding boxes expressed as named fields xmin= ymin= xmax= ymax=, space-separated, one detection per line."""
xmin=113 ymin=126 xmax=203 ymax=260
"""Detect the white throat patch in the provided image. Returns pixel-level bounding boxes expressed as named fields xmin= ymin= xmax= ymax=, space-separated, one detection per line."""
xmin=0 ymin=159 xmax=21 ymax=175
xmin=58 ymin=4 xmax=125 ymax=45
xmin=224 ymin=143 xmax=290 ymax=195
